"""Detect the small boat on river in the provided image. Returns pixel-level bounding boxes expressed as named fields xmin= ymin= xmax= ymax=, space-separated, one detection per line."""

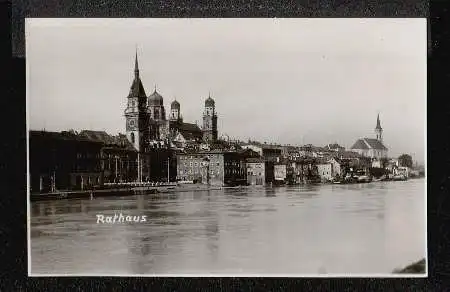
xmin=357 ymin=175 xmax=372 ymax=183
xmin=372 ymin=175 xmax=387 ymax=182
xmin=392 ymin=174 xmax=407 ymax=181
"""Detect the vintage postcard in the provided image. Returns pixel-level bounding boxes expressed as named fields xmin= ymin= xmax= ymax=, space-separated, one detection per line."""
xmin=27 ymin=18 xmax=427 ymax=276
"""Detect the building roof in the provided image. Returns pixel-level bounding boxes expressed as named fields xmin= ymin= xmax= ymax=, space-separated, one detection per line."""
xmin=148 ymin=89 xmax=164 ymax=105
xmin=78 ymin=130 xmax=135 ymax=150
xmin=179 ymin=122 xmax=201 ymax=133
xmin=79 ymin=130 xmax=115 ymax=144
xmin=332 ymin=151 xmax=362 ymax=159
xmin=30 ymin=130 xmax=91 ymax=143
xmin=243 ymin=143 xmax=283 ymax=151
xmin=351 ymin=139 xmax=369 ymax=150
xmin=171 ymin=99 xmax=180 ymax=109
xmin=128 ymin=78 xmax=147 ymax=98
xmin=282 ymin=145 xmax=300 ymax=152
xmin=299 ymin=144 xmax=325 ymax=152
xmin=291 ymin=157 xmax=318 ymax=164
xmin=176 ymin=122 xmax=202 ymax=141
xmin=324 ymin=143 xmax=345 ymax=151
xmin=364 ymin=138 xmax=387 ymax=150
xmin=113 ymin=134 xmax=136 ymax=150
xmin=205 ymin=94 xmax=215 ymax=107
xmin=128 ymin=53 xmax=147 ymax=98
xmin=237 ymin=148 xmax=260 ymax=157
xmin=29 ymin=130 xmax=109 ymax=149
xmin=177 ymin=150 xmax=228 ymax=156
xmin=209 ymin=139 xmax=239 ymax=151
xmin=246 ymin=157 xmax=265 ymax=163
xmin=351 ymin=138 xmax=388 ymax=151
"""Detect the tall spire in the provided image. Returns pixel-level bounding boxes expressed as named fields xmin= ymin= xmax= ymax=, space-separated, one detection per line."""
xmin=134 ymin=47 xmax=139 ymax=79
xmin=375 ymin=112 xmax=383 ymax=142
xmin=376 ymin=113 xmax=382 ymax=129
xmin=128 ymin=47 xmax=147 ymax=98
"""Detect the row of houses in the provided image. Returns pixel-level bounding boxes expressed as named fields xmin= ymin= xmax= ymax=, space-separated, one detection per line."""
xmin=174 ymin=141 xmax=392 ymax=186
xmin=28 ymin=130 xmax=328 ymax=191
xmin=29 ymin=130 xmax=177 ymax=193
xmin=29 ymin=129 xmax=396 ymax=192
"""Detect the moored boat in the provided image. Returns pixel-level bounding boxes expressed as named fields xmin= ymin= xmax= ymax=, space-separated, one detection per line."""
xmin=372 ymin=175 xmax=386 ymax=182
xmin=392 ymin=174 xmax=407 ymax=181
xmin=357 ymin=175 xmax=372 ymax=183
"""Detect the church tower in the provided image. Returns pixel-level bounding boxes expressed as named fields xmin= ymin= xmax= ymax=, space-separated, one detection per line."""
xmin=169 ymin=98 xmax=182 ymax=122
xmin=124 ymin=51 xmax=148 ymax=152
xmin=147 ymin=86 xmax=166 ymax=121
xmin=375 ymin=113 xmax=383 ymax=142
xmin=202 ymin=93 xmax=218 ymax=142
xmin=147 ymin=86 xmax=169 ymax=141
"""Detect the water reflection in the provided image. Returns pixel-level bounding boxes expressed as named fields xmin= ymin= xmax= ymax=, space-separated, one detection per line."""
xmin=126 ymin=231 xmax=155 ymax=274
xmin=30 ymin=179 xmax=426 ymax=275
xmin=265 ymin=188 xmax=276 ymax=197
xmin=193 ymin=190 xmax=206 ymax=201
xmin=136 ymin=195 xmax=145 ymax=210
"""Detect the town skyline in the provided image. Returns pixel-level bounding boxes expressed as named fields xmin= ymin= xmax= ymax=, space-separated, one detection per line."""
xmin=27 ymin=18 xmax=426 ymax=163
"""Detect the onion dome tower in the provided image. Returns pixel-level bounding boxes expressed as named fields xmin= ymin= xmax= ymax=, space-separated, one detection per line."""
xmin=202 ymin=93 xmax=218 ymax=142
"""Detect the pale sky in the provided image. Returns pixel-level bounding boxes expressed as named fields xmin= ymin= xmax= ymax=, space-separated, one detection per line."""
xmin=26 ymin=18 xmax=426 ymax=163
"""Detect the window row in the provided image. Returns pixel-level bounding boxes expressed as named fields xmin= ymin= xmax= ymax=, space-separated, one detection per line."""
xmin=247 ymin=164 xmax=263 ymax=169
xmin=182 ymin=162 xmax=221 ymax=167
xmin=224 ymin=161 xmax=241 ymax=167
xmin=179 ymin=154 xmax=220 ymax=160
xmin=179 ymin=169 xmax=221 ymax=175
xmin=225 ymin=169 xmax=245 ymax=175
xmin=76 ymin=153 xmax=101 ymax=159
xmin=248 ymin=172 xmax=263 ymax=176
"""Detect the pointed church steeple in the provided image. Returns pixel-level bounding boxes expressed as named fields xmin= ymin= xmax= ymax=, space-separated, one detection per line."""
xmin=375 ymin=113 xmax=383 ymax=142
xmin=128 ymin=49 xmax=146 ymax=98
xmin=376 ymin=113 xmax=382 ymax=130
xmin=125 ymin=48 xmax=147 ymax=153
xmin=134 ymin=49 xmax=139 ymax=79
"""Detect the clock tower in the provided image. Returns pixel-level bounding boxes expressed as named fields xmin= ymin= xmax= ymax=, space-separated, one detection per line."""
xmin=124 ymin=51 xmax=148 ymax=152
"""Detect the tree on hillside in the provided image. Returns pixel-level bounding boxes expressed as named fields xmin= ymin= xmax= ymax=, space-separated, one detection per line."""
xmin=398 ymin=154 xmax=413 ymax=168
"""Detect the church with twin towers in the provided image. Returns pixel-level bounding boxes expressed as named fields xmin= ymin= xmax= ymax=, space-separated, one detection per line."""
xmin=124 ymin=51 xmax=218 ymax=152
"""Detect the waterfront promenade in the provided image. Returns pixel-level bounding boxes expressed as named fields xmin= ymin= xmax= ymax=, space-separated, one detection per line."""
xmin=30 ymin=178 xmax=426 ymax=275
xmin=30 ymin=177 xmax=424 ymax=202
xmin=30 ymin=184 xmax=251 ymax=202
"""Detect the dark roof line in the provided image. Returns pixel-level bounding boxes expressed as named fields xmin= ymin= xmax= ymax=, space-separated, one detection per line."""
xmin=351 ymin=138 xmax=388 ymax=150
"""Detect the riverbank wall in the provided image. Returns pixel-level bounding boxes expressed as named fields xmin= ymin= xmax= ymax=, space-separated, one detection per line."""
xmin=29 ymin=184 xmax=256 ymax=202
xmin=30 ymin=177 xmax=424 ymax=202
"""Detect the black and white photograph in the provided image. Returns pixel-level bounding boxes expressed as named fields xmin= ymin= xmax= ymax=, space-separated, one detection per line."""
xmin=27 ymin=18 xmax=426 ymax=276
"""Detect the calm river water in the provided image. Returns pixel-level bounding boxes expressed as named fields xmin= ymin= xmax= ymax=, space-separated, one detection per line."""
xmin=30 ymin=178 xmax=426 ymax=275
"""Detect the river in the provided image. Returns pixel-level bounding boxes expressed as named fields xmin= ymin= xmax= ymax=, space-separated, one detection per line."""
xmin=29 ymin=178 xmax=426 ymax=276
